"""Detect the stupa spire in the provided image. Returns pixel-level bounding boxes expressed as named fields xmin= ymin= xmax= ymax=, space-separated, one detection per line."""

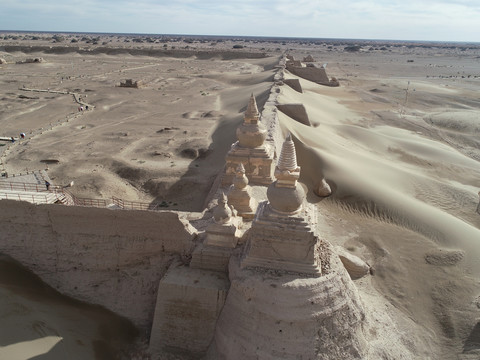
xmin=266 ymin=133 xmax=305 ymax=214
xmin=277 ymin=133 xmax=298 ymax=172
xmin=244 ymin=93 xmax=260 ymax=124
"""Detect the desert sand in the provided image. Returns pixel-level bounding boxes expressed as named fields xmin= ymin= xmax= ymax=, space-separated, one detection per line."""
xmin=1 ymin=32 xmax=480 ymax=359
xmin=0 ymin=254 xmax=138 ymax=360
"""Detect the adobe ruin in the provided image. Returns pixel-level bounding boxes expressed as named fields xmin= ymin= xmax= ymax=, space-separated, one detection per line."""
xmin=286 ymin=55 xmax=339 ymax=87
xmin=119 ymin=78 xmax=143 ymax=88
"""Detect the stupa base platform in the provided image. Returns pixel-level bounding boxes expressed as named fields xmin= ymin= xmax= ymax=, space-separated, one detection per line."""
xmin=240 ymin=201 xmax=322 ymax=276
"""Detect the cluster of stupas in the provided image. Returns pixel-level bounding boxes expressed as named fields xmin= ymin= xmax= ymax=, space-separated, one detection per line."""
xmin=207 ymin=96 xmax=367 ymax=358
xmin=149 ymin=93 xmax=370 ymax=359
xmin=222 ymin=93 xmax=330 ymax=223
xmin=202 ymin=93 xmax=340 ymax=278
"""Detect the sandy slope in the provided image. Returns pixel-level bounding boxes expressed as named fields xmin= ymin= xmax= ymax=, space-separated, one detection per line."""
xmin=0 ymin=254 xmax=137 ymax=360
xmin=277 ymin=49 xmax=480 ymax=358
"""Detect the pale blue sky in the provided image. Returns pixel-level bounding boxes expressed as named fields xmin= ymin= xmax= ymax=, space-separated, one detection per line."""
xmin=1 ymin=0 xmax=479 ymax=42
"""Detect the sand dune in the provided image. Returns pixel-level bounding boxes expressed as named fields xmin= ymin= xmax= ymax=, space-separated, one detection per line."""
xmin=0 ymin=254 xmax=137 ymax=360
xmin=276 ymin=52 xmax=480 ymax=357
xmin=1 ymin=336 xmax=63 ymax=360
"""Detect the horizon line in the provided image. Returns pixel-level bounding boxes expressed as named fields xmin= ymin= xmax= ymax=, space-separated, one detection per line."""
xmin=1 ymin=29 xmax=480 ymax=45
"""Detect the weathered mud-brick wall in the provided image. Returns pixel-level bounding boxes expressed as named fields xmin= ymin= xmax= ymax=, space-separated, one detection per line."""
xmin=0 ymin=200 xmax=198 ymax=329
xmin=287 ymin=65 xmax=330 ymax=84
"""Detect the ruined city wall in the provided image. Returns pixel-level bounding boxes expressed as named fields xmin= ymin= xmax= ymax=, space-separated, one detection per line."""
xmin=287 ymin=66 xmax=330 ymax=84
xmin=261 ymin=63 xmax=287 ymax=157
xmin=0 ymin=199 xmax=198 ymax=329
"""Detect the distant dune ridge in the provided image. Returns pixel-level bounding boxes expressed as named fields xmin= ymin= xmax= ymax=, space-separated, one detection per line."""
xmin=1 ymin=32 xmax=480 ymax=359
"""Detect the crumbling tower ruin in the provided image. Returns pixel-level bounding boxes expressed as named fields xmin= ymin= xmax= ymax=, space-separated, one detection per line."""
xmin=222 ymin=94 xmax=275 ymax=186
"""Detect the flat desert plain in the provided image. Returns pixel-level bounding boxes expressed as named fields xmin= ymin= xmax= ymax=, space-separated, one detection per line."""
xmin=1 ymin=33 xmax=480 ymax=359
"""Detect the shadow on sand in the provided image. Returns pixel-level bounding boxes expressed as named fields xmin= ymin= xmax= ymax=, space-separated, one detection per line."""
xmin=150 ymin=90 xmax=271 ymax=212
